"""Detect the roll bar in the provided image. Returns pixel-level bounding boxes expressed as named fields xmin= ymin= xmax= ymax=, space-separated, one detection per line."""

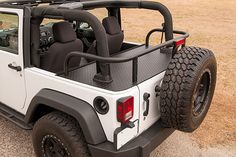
xmin=31 ymin=7 xmax=111 ymax=81
xmin=64 ymin=30 xmax=189 ymax=84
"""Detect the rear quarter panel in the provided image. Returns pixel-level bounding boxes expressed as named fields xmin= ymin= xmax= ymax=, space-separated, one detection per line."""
xmin=23 ymin=68 xmax=140 ymax=142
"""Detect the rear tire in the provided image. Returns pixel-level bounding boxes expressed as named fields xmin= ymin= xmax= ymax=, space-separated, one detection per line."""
xmin=160 ymin=47 xmax=217 ymax=132
xmin=32 ymin=111 xmax=91 ymax=157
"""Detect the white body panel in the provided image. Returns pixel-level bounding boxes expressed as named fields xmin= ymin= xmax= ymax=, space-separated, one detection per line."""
xmin=0 ymin=8 xmax=26 ymax=111
xmin=137 ymin=72 xmax=165 ymax=133
xmin=23 ymin=68 xmax=140 ymax=142
xmin=22 ymin=68 xmax=165 ymax=147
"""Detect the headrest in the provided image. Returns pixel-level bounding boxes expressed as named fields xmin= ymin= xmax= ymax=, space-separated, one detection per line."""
xmin=102 ymin=16 xmax=121 ymax=35
xmin=53 ymin=21 xmax=77 ymax=43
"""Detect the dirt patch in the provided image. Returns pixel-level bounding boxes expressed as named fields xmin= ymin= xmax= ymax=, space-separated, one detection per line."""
xmin=0 ymin=118 xmax=34 ymax=157
xmin=151 ymin=131 xmax=236 ymax=157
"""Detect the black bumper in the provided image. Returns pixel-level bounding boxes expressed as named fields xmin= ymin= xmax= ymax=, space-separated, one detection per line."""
xmin=88 ymin=121 xmax=175 ymax=157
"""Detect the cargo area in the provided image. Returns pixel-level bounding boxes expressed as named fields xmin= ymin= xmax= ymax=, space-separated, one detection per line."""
xmin=60 ymin=45 xmax=172 ymax=91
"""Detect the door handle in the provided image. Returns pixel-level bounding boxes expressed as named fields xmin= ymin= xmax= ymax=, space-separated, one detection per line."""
xmin=8 ymin=63 xmax=22 ymax=72
xmin=143 ymin=93 xmax=150 ymax=117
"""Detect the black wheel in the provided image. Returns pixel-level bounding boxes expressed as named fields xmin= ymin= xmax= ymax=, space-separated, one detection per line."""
xmin=32 ymin=111 xmax=91 ymax=157
xmin=160 ymin=46 xmax=217 ymax=132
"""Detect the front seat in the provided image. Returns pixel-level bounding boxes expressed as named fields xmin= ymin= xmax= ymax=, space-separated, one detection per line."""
xmin=87 ymin=16 xmax=124 ymax=56
xmin=41 ymin=21 xmax=83 ymax=73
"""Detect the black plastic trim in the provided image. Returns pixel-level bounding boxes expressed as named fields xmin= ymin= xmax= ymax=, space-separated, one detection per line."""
xmin=88 ymin=120 xmax=175 ymax=157
xmin=23 ymin=6 xmax=31 ymax=68
xmin=81 ymin=0 xmax=141 ymax=9
xmin=25 ymin=89 xmax=107 ymax=145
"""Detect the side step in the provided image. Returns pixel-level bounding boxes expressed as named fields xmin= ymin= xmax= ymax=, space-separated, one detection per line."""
xmin=0 ymin=102 xmax=33 ymax=130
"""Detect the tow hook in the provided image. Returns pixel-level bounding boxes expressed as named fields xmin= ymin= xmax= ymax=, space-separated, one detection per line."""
xmin=143 ymin=93 xmax=150 ymax=117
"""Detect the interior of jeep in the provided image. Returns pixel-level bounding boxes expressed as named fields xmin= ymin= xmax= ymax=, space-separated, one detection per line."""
xmin=26 ymin=0 xmax=188 ymax=90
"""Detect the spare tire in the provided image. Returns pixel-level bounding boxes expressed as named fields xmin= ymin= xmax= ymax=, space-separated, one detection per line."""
xmin=160 ymin=47 xmax=217 ymax=132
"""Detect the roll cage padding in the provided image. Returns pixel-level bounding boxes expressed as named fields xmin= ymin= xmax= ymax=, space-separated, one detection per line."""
xmin=31 ymin=7 xmax=111 ymax=77
xmin=30 ymin=17 xmax=43 ymax=67
xmin=25 ymin=89 xmax=107 ymax=145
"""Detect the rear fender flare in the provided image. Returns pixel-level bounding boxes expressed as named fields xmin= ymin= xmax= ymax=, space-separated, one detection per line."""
xmin=25 ymin=89 xmax=106 ymax=145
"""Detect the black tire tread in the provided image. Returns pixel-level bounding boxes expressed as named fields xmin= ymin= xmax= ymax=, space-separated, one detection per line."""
xmin=33 ymin=111 xmax=91 ymax=157
xmin=160 ymin=46 xmax=216 ymax=132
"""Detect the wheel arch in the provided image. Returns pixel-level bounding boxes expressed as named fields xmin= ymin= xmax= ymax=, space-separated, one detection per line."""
xmin=25 ymin=89 xmax=107 ymax=145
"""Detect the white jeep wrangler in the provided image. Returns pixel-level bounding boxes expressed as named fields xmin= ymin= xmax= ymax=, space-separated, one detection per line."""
xmin=0 ymin=0 xmax=217 ymax=157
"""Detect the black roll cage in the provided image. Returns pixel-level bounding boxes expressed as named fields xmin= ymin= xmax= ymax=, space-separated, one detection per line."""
xmin=4 ymin=0 xmax=189 ymax=84
xmin=61 ymin=0 xmax=189 ymax=84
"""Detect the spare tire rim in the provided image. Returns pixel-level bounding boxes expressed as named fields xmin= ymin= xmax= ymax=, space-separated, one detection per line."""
xmin=42 ymin=135 xmax=71 ymax=157
xmin=193 ymin=70 xmax=211 ymax=117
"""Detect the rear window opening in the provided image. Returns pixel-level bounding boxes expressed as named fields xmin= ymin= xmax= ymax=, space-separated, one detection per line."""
xmin=121 ymin=9 xmax=164 ymax=46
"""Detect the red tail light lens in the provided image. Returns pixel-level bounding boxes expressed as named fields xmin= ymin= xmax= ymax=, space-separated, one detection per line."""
xmin=117 ymin=96 xmax=134 ymax=123
xmin=175 ymin=38 xmax=186 ymax=47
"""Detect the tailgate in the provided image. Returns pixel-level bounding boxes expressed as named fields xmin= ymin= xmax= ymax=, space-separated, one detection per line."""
xmin=137 ymin=71 xmax=166 ymax=133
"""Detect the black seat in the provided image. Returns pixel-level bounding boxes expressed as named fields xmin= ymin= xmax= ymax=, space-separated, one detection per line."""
xmin=103 ymin=16 xmax=124 ymax=55
xmin=41 ymin=21 xmax=83 ymax=73
xmin=87 ymin=16 xmax=124 ymax=56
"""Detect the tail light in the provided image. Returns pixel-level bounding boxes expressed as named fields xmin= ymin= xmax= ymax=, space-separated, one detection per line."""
xmin=117 ymin=96 xmax=134 ymax=124
xmin=175 ymin=38 xmax=186 ymax=47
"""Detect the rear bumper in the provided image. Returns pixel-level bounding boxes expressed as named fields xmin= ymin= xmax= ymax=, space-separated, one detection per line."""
xmin=88 ymin=120 xmax=175 ymax=157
